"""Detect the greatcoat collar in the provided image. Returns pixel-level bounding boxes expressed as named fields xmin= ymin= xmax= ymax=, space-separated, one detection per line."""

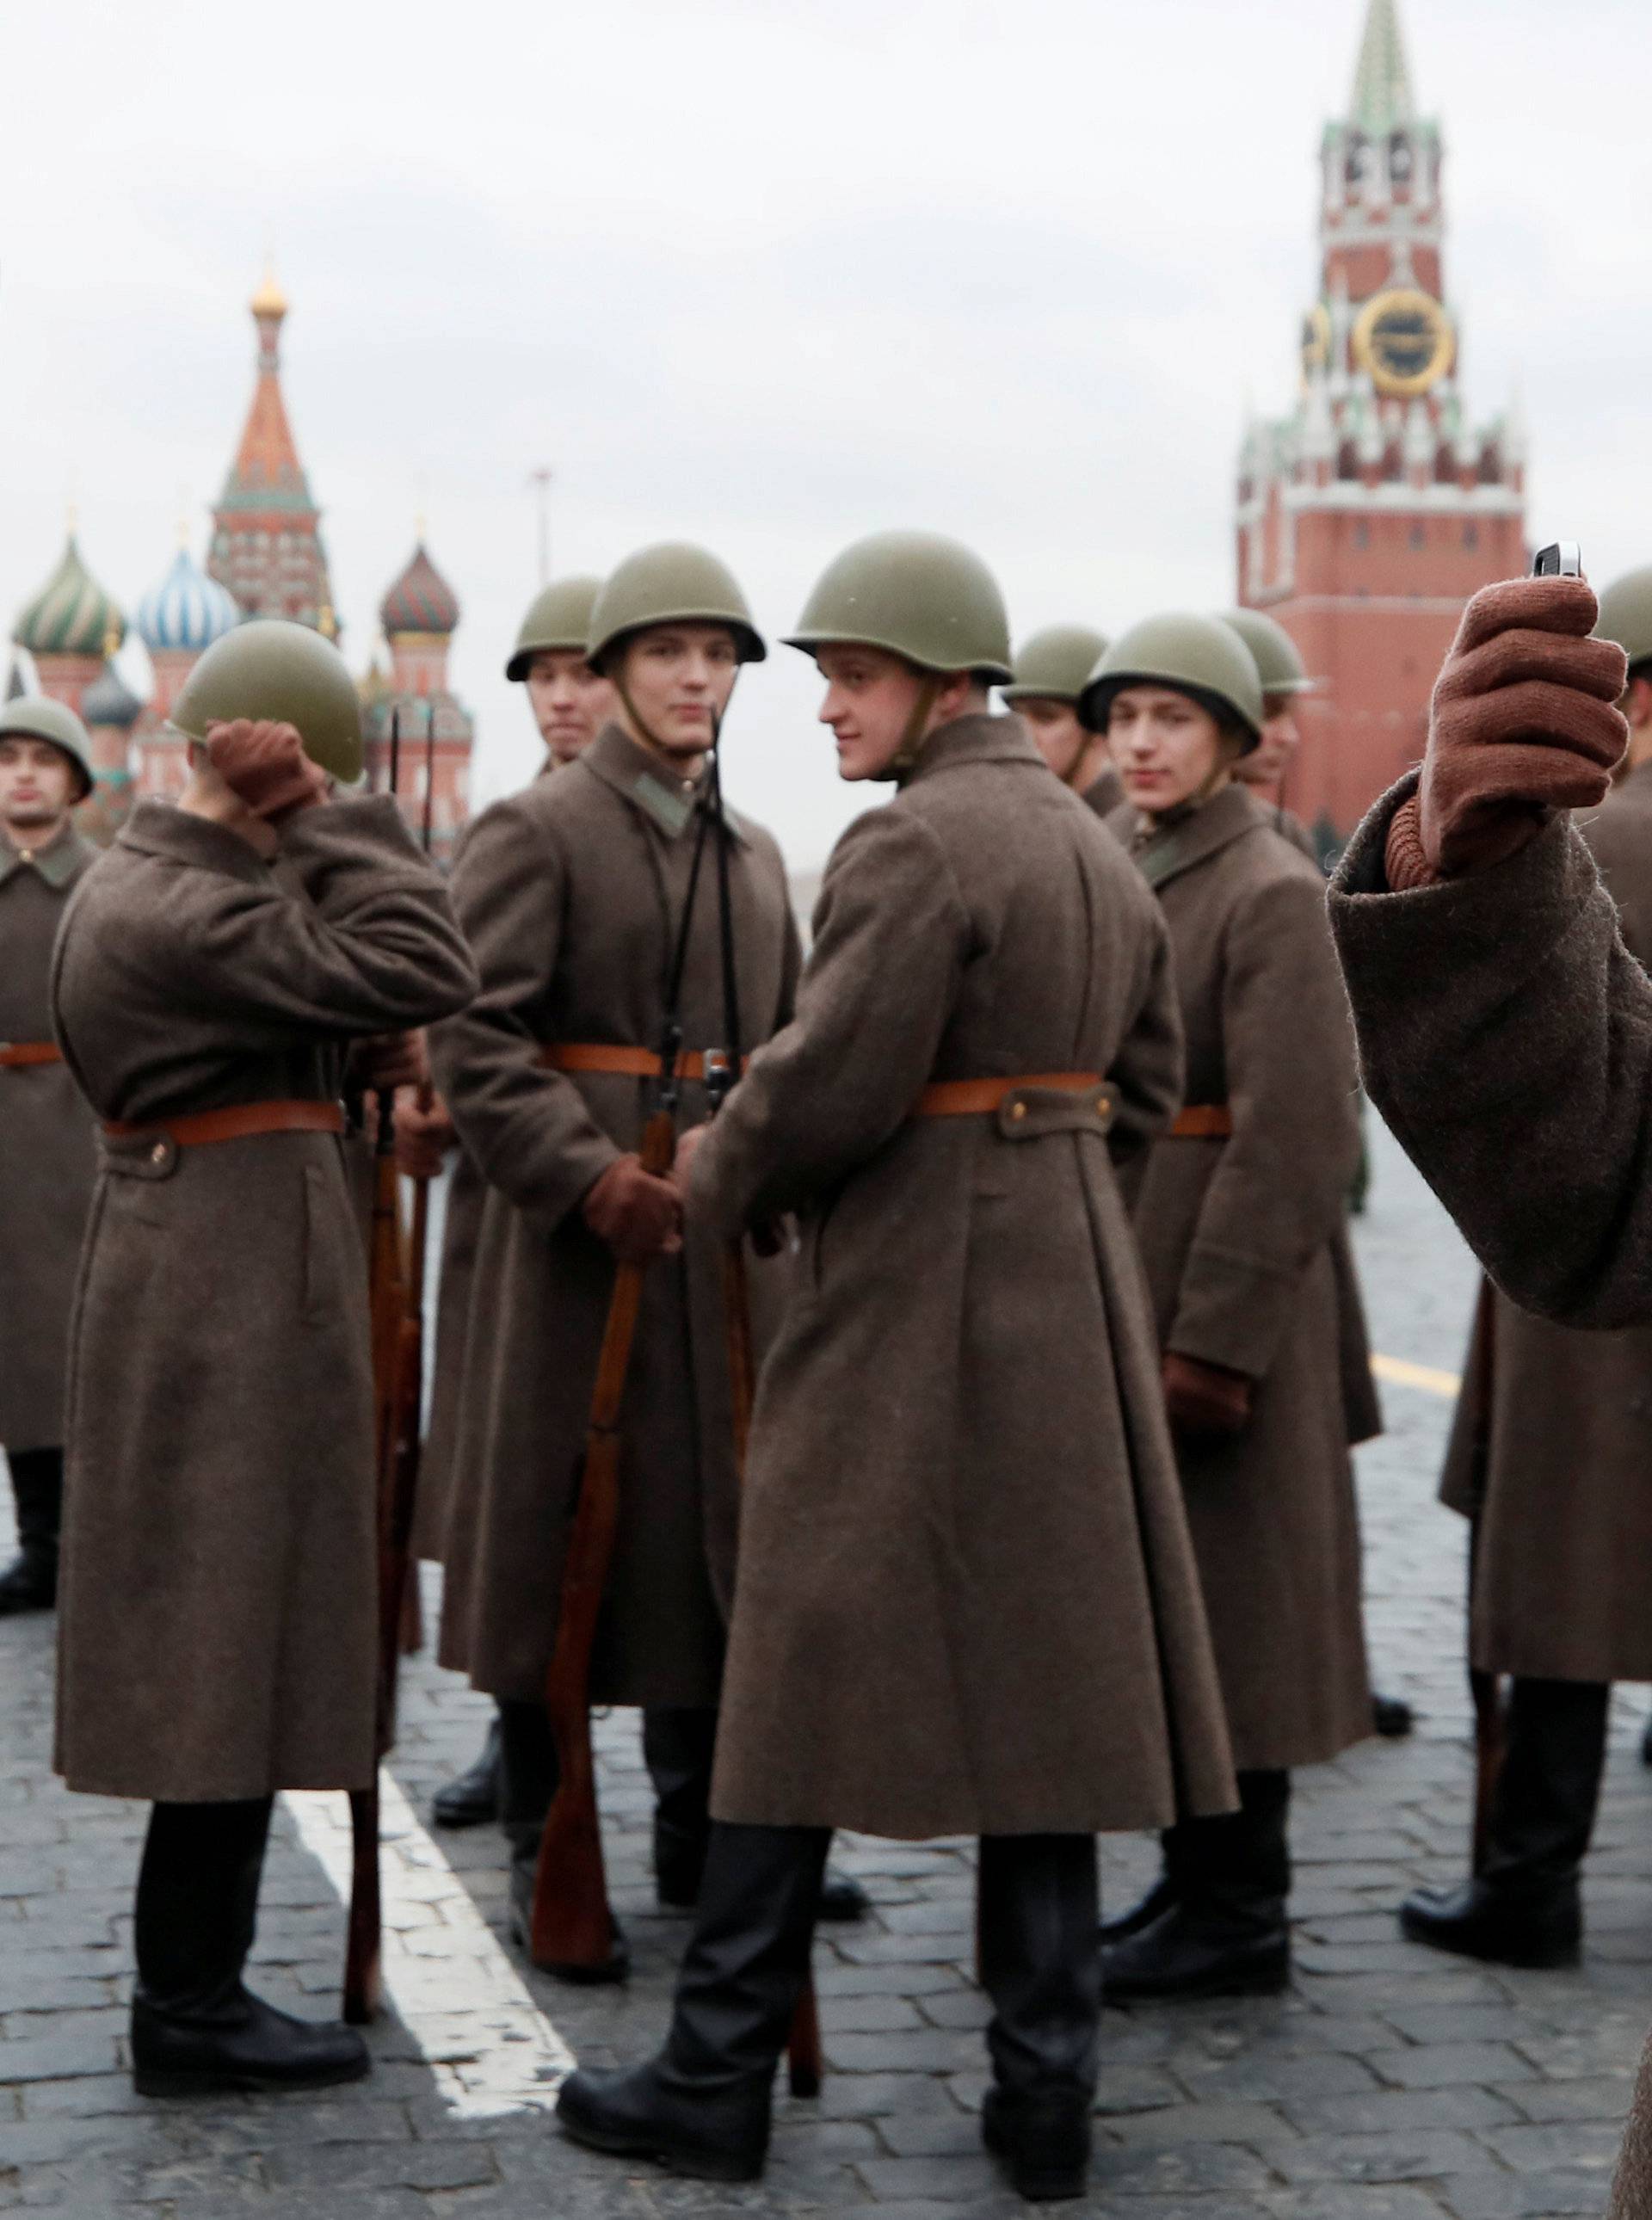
xmin=0 ymin=821 xmax=97 ymax=892
xmin=1123 ymin=780 xmax=1263 ymax=892
xmin=577 ymin=721 xmax=749 ymax=847
xmin=900 ymin=712 xmax=1043 ymax=788
xmin=115 ymin=799 xmax=275 ymax=887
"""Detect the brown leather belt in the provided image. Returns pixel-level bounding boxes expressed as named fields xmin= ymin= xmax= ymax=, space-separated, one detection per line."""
xmin=914 ymin=1073 xmax=1105 ymax=1118
xmin=0 ymin=1041 xmax=63 ymax=1069
xmin=539 ymin=1043 xmax=747 ymax=1082
xmin=1169 ymin=1105 xmax=1234 ymax=1138
xmin=102 ymin=1100 xmax=347 ymax=1147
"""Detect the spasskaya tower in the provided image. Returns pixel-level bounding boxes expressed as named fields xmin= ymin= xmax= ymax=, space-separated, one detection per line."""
xmin=1236 ymin=0 xmax=1526 ymax=837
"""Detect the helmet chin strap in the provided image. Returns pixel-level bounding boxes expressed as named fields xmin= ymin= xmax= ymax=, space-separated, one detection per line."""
xmin=889 ymin=674 xmax=943 ymax=784
xmin=614 ymin=664 xmax=739 ymax=768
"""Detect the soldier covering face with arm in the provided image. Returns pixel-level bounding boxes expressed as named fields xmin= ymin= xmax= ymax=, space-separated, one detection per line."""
xmin=410 ymin=574 xmax=613 ymax=1837
xmin=50 ymin=620 xmax=478 ymax=2100
xmin=556 ymin=532 xmax=1236 ymax=2203
xmin=0 ymin=699 xmax=99 ymax=1616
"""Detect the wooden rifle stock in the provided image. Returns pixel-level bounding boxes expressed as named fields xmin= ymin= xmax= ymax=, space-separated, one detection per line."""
xmin=531 ymin=1106 xmax=679 ymax=1975
xmin=345 ymin=1095 xmax=410 ymax=2021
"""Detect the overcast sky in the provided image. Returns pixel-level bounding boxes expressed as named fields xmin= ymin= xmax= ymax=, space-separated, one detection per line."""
xmin=4 ymin=0 xmax=1647 ymax=866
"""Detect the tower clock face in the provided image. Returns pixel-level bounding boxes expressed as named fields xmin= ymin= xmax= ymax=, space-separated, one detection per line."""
xmin=1353 ymin=288 xmax=1456 ymax=397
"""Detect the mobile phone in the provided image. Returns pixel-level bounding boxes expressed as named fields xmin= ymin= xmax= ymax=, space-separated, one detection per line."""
xmin=1532 ymin=542 xmax=1581 ymax=578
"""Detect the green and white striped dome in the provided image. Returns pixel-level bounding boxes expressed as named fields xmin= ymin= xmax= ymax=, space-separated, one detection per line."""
xmin=13 ymin=535 xmax=126 ymax=658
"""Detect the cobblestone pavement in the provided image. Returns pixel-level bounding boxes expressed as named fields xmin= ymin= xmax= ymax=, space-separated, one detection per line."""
xmin=5 ymin=1118 xmax=1652 ymax=2218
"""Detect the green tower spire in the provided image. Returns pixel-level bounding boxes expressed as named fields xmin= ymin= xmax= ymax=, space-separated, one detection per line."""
xmin=1348 ymin=0 xmax=1415 ymax=135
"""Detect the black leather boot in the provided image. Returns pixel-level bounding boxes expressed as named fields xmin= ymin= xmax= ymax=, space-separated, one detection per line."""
xmin=131 ymin=1798 xmax=367 ymax=2096
xmin=645 ymin=1706 xmax=719 ymax=1909
xmin=557 ymin=1822 xmax=830 ymax=2181
xmin=1104 ymin=1771 xmax=1291 ymax=2001
xmin=498 ymin=1699 xmax=628 ymax=1979
xmin=1098 ymin=1872 xmax=1176 ymax=1946
xmin=0 ymin=1447 xmax=62 ymax=1615
xmin=644 ymin=1708 xmax=867 ymax=1922
xmin=431 ymin=1715 xmax=502 ymax=1829
xmin=1372 ymin=1692 xmax=1415 ymax=1739
xmin=977 ymin=1834 xmax=1098 ymax=2201
xmin=1401 ymin=1677 xmax=1606 ymax=1969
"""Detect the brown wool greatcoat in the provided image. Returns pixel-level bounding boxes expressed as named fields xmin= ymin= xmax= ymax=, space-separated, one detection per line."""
xmin=693 ymin=713 xmax=1236 ymax=1841
xmin=1108 ymin=782 xmax=1372 ymax=1774
xmin=1436 ymin=762 xmax=1652 ymax=1683
xmin=1326 ymin=769 xmax=1652 ymax=2220
xmin=50 ymin=798 xmax=477 ymax=1803
xmin=430 ymin=721 xmax=799 ymax=1711
xmin=0 ymin=828 xmax=99 ymax=1452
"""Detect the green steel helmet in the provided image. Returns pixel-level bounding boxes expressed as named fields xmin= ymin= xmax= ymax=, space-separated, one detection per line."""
xmin=1078 ymin=612 xmax=1264 ymax=750
xmin=504 ymin=575 xmax=604 ymax=681
xmin=586 ymin=543 xmax=765 ymax=673
xmin=1219 ymin=607 xmax=1313 ymax=700
xmin=1595 ymin=564 xmax=1652 ymax=680
xmin=0 ymin=694 xmax=94 ymax=799
xmin=172 ymin=620 xmax=364 ymax=783
xmin=785 ymin=530 xmax=1014 ymax=683
xmin=1002 ymin=623 xmax=1109 ymax=706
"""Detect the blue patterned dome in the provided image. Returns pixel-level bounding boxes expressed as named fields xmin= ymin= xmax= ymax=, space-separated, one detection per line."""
xmin=137 ymin=546 xmax=239 ymax=655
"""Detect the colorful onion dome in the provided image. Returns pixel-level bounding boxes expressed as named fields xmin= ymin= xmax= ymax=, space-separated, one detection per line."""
xmin=137 ymin=546 xmax=240 ymax=656
xmin=82 ymin=663 xmax=145 ymax=730
xmin=14 ymin=535 xmax=126 ymax=658
xmin=380 ymin=541 xmax=459 ymax=638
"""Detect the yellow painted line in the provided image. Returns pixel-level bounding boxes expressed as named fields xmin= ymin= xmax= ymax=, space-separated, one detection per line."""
xmin=1372 ymin=1353 xmax=1461 ymax=1399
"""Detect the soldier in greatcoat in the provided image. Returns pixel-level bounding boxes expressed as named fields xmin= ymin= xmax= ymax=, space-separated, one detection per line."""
xmin=556 ymin=533 xmax=1236 ymax=2201
xmin=407 ymin=574 xmax=613 ymax=1835
xmin=1320 ymin=571 xmax=1652 ymax=2218
xmin=1002 ymin=622 xmax=1121 ymax=814
xmin=1224 ymin=607 xmax=1321 ymax=862
xmin=1345 ymin=564 xmax=1652 ymax=1970
xmin=1077 ymin=614 xmax=1372 ymax=2002
xmin=51 ymin=622 xmax=477 ymax=2097
xmin=430 ymin=544 xmax=865 ymax=1951
xmin=0 ymin=699 xmax=99 ymax=1613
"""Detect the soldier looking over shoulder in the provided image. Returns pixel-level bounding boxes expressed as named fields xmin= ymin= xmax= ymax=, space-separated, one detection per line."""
xmin=51 ymin=622 xmax=477 ymax=2099
xmin=0 ymin=699 xmax=99 ymax=1615
xmin=1085 ymin=615 xmax=1373 ymax=2003
xmin=1002 ymin=622 xmax=1120 ymax=814
xmin=408 ymin=575 xmax=613 ymax=1838
xmin=556 ymin=533 xmax=1236 ymax=2203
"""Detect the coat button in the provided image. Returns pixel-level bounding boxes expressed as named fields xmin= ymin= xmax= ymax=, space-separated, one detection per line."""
xmin=1096 ymin=1095 xmax=1112 ymax=1118
xmin=151 ymin=1143 xmax=166 ymax=1165
xmin=1008 ymin=1099 xmax=1027 ymax=1121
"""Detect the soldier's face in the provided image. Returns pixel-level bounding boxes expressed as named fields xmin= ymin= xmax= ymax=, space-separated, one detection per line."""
xmin=1240 ymin=697 xmax=1299 ymax=786
xmin=816 ymin=644 xmax=959 ymax=781
xmin=0 ymin=737 xmax=77 ymax=836
xmin=525 ymin=650 xmax=614 ymax=764
xmin=616 ymin=625 xmax=739 ymax=762
xmin=1108 ymin=686 xmax=1235 ymax=815
xmin=1016 ymin=697 xmax=1088 ymax=782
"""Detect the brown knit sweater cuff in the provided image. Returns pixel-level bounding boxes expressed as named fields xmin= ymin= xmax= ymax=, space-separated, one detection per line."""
xmin=1384 ymin=794 xmax=1437 ymax=891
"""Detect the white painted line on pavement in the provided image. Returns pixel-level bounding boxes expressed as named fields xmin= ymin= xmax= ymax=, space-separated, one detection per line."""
xmin=1372 ymin=1352 xmax=1460 ymax=1398
xmin=282 ymin=1770 xmax=575 ymax=2118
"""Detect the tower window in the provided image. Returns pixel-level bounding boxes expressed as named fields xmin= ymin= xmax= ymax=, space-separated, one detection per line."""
xmin=1353 ymin=521 xmax=1370 ymax=550
xmin=1409 ymin=523 xmax=1426 ymax=550
xmin=1464 ymin=522 xmax=1479 ymax=550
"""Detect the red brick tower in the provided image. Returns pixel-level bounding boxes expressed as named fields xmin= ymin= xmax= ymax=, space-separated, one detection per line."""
xmin=1236 ymin=0 xmax=1526 ymax=837
xmin=207 ymin=265 xmax=340 ymax=637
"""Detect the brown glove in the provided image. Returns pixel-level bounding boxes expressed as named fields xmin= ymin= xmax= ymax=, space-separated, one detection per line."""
xmin=583 ymin=1153 xmax=683 ymax=1264
xmin=394 ymin=1086 xmax=455 ymax=1180
xmin=1385 ymin=577 xmax=1629 ymax=891
xmin=353 ymin=1030 xmax=429 ymax=1094
xmin=1163 ymin=1350 xmax=1253 ymax=1439
xmin=206 ymin=718 xmax=330 ymax=823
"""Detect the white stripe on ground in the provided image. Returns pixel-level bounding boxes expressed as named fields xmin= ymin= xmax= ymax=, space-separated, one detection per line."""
xmin=282 ymin=1769 xmax=574 ymax=2118
xmin=1372 ymin=1352 xmax=1461 ymax=1399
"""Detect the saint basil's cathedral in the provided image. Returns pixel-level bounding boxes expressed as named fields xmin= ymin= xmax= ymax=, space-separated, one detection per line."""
xmin=9 ymin=266 xmax=475 ymax=861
